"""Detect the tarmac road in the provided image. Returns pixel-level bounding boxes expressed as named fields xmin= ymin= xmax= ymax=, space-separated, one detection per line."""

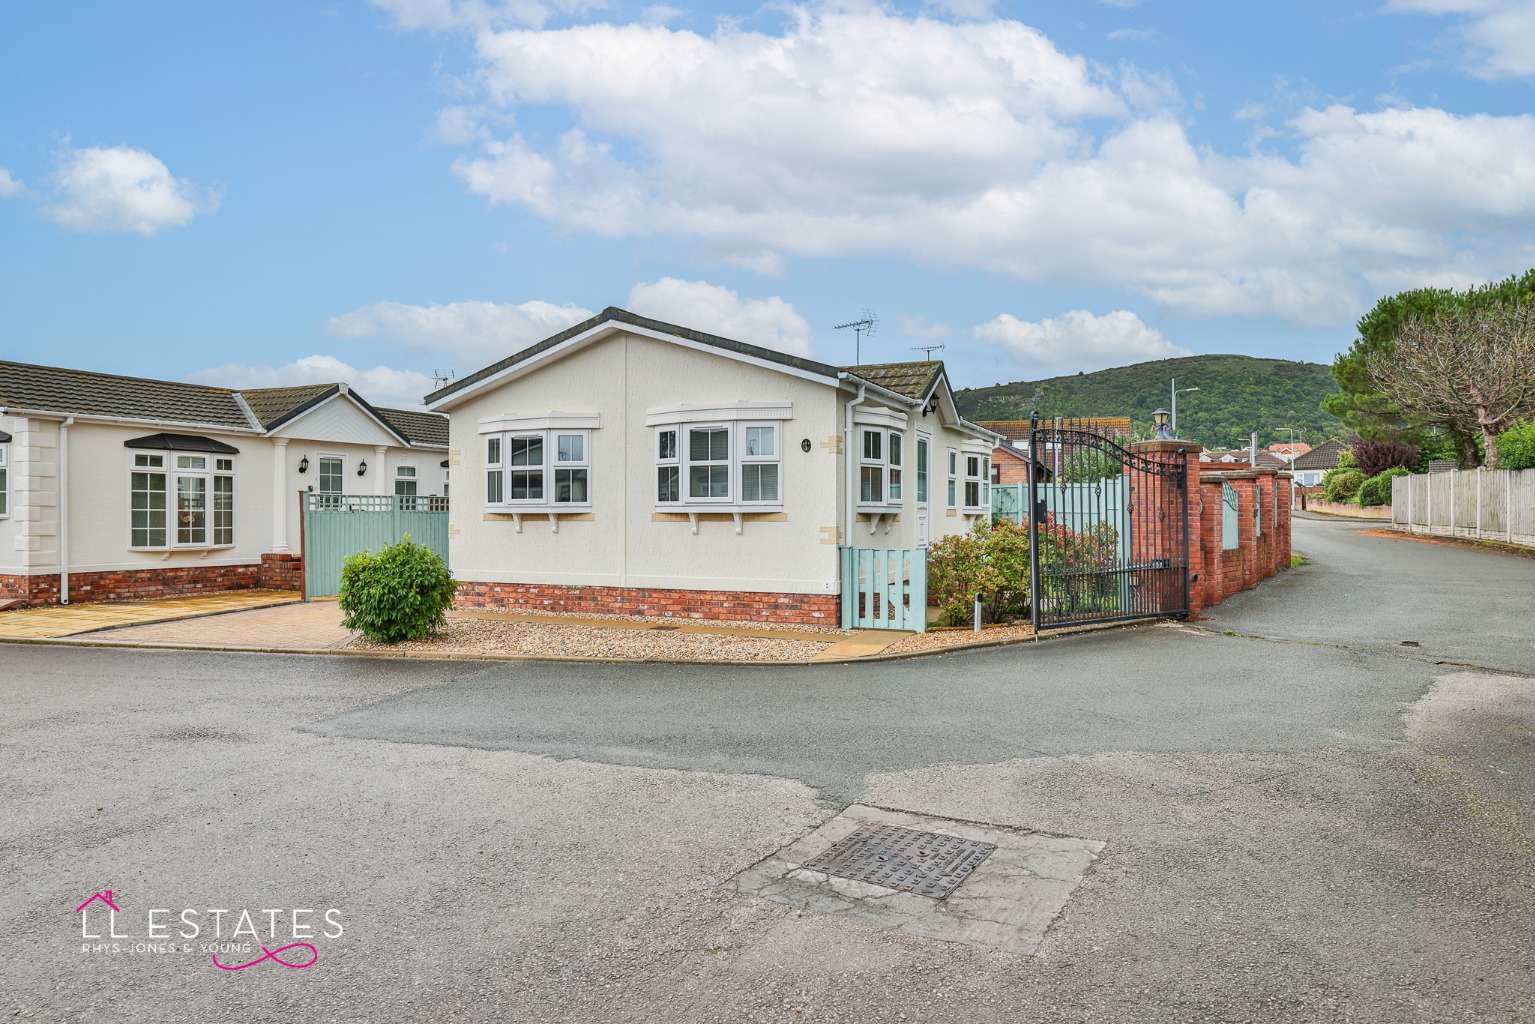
xmin=2 ymin=517 xmax=1532 ymax=1022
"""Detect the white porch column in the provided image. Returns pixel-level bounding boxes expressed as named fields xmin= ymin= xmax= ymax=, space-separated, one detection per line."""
xmin=271 ymin=438 xmax=290 ymax=553
xmin=373 ymin=446 xmax=389 ymax=496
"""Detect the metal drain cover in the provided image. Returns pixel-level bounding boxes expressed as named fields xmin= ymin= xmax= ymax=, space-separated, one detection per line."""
xmin=802 ymin=823 xmax=996 ymax=899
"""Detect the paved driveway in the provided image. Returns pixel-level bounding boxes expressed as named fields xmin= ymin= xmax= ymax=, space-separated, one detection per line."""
xmin=2 ymin=518 xmax=1532 ymax=1023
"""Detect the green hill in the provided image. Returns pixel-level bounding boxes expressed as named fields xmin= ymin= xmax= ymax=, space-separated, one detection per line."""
xmin=954 ymin=354 xmax=1344 ymax=449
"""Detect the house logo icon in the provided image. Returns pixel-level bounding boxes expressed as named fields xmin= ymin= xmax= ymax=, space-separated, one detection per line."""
xmin=75 ymin=890 xmax=120 ymax=914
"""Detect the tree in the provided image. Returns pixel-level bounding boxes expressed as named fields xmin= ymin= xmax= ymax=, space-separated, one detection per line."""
xmin=1349 ymin=436 xmax=1419 ymax=478
xmin=1325 ymin=269 xmax=1535 ymax=463
xmin=1366 ymin=306 xmax=1535 ymax=470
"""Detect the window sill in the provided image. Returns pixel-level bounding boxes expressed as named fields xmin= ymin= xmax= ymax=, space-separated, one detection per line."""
xmin=653 ymin=508 xmax=785 ymax=534
xmin=483 ymin=509 xmax=594 ymax=533
xmin=129 ymin=544 xmax=237 ymax=556
xmin=655 ymin=504 xmax=783 ymax=514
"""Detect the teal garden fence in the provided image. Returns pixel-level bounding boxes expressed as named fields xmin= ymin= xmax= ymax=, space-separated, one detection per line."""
xmin=302 ymin=493 xmax=449 ymax=598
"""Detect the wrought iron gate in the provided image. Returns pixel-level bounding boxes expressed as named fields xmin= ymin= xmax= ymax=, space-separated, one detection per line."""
xmin=1027 ymin=414 xmax=1189 ymax=628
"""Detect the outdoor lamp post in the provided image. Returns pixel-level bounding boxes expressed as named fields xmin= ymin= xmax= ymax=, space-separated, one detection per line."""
xmin=1152 ymin=408 xmax=1172 ymax=439
xmin=1171 ymin=378 xmax=1199 ymax=435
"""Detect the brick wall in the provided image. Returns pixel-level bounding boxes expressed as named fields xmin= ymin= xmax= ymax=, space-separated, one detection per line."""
xmin=455 ymin=581 xmax=841 ymax=625
xmin=0 ymin=563 xmax=263 ymax=607
xmin=1180 ymin=460 xmax=1292 ymax=617
xmin=259 ymin=553 xmax=305 ymax=592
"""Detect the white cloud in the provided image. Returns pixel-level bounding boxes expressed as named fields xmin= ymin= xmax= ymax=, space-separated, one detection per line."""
xmin=44 ymin=146 xmax=218 ymax=235
xmin=0 ymin=168 xmax=23 ymax=198
xmin=326 ymin=299 xmax=593 ymax=365
xmin=1108 ymin=27 xmax=1157 ymax=40
xmin=423 ymin=8 xmax=1535 ymax=325
xmin=625 ymin=278 xmax=814 ymax=356
xmin=899 ymin=315 xmax=951 ymax=339
xmin=190 ymin=356 xmax=438 ymax=410
xmin=640 ymin=4 xmax=681 ymax=25
xmin=975 ymin=309 xmax=1190 ymax=373
xmin=1389 ymin=0 xmax=1535 ymax=79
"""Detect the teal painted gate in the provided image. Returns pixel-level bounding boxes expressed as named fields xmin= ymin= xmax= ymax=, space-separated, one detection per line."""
xmin=839 ymin=546 xmax=927 ymax=632
xmin=302 ymin=494 xmax=450 ymax=599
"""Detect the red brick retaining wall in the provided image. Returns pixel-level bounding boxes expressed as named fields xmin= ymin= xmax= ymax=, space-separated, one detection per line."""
xmin=1180 ymin=456 xmax=1292 ymax=618
xmin=454 ymin=581 xmax=841 ymax=625
xmin=0 ymin=564 xmax=263 ymax=607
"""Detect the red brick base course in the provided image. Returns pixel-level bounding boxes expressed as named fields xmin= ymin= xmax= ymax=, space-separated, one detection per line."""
xmin=0 ymin=564 xmax=263 ymax=607
xmin=454 ymin=581 xmax=841 ymax=625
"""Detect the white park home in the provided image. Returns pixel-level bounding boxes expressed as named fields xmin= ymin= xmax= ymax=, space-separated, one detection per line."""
xmin=428 ymin=307 xmax=1000 ymax=624
xmin=0 ymin=362 xmax=446 ymax=606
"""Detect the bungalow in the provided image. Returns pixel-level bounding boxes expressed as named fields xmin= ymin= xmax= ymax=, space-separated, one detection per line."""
xmin=425 ymin=307 xmax=1001 ymax=624
xmin=0 ymin=361 xmax=446 ymax=605
xmin=1288 ymin=439 xmax=1349 ymax=486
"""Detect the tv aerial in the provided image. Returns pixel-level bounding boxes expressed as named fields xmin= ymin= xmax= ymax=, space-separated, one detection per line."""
xmin=432 ymin=368 xmax=456 ymax=389
xmin=834 ymin=309 xmax=878 ymax=365
xmin=912 ymin=344 xmax=946 ymax=360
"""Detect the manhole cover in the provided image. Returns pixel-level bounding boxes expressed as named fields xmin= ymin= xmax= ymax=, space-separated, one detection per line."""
xmin=803 ymin=823 xmax=995 ymax=899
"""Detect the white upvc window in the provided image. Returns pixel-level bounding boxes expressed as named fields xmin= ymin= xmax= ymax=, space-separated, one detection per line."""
xmin=131 ymin=452 xmax=234 ymax=549
xmin=653 ymin=421 xmax=782 ymax=508
xmin=0 ymin=443 xmax=8 ymax=518
xmin=963 ymin=453 xmax=991 ymax=512
xmin=858 ymin=429 xmax=905 ymax=507
xmin=485 ymin=429 xmax=591 ymax=509
xmin=947 ymin=448 xmax=958 ymax=509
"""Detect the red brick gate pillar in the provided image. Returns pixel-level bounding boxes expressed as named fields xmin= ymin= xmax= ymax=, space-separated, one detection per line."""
xmin=1128 ymin=439 xmax=1202 ymax=615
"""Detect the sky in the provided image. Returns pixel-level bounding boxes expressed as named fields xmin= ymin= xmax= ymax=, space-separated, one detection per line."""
xmin=2 ymin=0 xmax=1533 ymax=408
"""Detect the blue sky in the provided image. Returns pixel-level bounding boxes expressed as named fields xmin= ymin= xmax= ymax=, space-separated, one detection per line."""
xmin=2 ymin=0 xmax=1532 ymax=407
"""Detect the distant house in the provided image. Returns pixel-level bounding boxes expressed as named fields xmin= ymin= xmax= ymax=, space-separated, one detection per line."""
xmin=425 ymin=307 xmax=1001 ymax=624
xmin=0 ymin=362 xmax=446 ymax=606
xmin=1288 ymin=439 xmax=1349 ymax=486
xmin=977 ymin=416 xmax=1130 ymax=484
xmin=1201 ymin=447 xmax=1289 ymax=471
xmin=1268 ymin=441 xmax=1311 ymax=461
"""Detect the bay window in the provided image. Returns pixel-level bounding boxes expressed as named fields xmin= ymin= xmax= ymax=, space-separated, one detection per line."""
xmin=130 ymin=451 xmax=234 ymax=549
xmin=654 ymin=421 xmax=782 ymax=508
xmin=859 ymin=428 xmax=907 ymax=507
xmin=484 ymin=428 xmax=591 ymax=509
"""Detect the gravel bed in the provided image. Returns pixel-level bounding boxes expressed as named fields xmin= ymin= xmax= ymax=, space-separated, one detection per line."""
xmin=880 ymin=622 xmax=1036 ymax=655
xmin=350 ymin=617 xmax=835 ymax=661
xmin=457 ymin=607 xmax=853 ymax=635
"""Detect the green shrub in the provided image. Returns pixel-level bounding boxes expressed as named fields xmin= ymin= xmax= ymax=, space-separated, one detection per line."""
xmin=1357 ymin=466 xmax=1410 ymax=507
xmin=1497 ymin=420 xmax=1535 ymax=471
xmin=927 ymin=518 xmax=1031 ymax=625
xmin=1323 ymin=467 xmax=1366 ymax=503
xmin=339 ymin=535 xmax=458 ymax=644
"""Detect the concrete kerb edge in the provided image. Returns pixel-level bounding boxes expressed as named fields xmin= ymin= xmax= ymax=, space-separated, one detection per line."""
xmin=0 ymin=615 xmax=1168 ymax=666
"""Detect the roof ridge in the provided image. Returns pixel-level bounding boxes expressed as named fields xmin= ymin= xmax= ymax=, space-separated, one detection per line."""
xmin=0 ymin=358 xmax=237 ymax=395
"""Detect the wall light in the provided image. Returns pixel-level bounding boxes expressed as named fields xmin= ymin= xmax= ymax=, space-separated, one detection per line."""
xmin=298 ymin=456 xmax=310 ymax=473
xmin=357 ymin=460 xmax=368 ymax=476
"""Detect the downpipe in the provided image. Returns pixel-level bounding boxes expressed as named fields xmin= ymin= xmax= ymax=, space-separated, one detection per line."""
xmin=59 ymin=416 xmax=73 ymax=604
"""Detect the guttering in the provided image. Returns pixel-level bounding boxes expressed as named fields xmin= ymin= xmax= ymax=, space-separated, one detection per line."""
xmin=0 ymin=407 xmax=264 ymax=435
xmin=839 ymin=374 xmax=869 ymax=547
xmin=59 ymin=417 xmax=73 ymax=604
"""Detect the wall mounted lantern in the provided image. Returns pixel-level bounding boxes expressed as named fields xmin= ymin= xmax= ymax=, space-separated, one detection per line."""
xmin=298 ymin=456 xmax=310 ymax=473
xmin=357 ymin=460 xmax=368 ymax=476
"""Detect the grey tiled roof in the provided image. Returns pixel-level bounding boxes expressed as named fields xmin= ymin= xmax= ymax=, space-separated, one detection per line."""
xmin=378 ymin=407 xmax=448 ymax=448
xmin=239 ymin=384 xmax=339 ymax=430
xmin=0 ymin=360 xmax=254 ymax=429
xmin=1290 ymin=439 xmax=1348 ymax=471
xmin=844 ymin=361 xmax=943 ymax=400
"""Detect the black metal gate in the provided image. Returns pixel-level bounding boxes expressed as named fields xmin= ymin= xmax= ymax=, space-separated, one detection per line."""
xmin=1027 ymin=414 xmax=1189 ymax=629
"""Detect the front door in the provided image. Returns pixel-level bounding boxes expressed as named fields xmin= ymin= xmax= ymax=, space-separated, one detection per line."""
xmin=916 ymin=433 xmax=931 ymax=546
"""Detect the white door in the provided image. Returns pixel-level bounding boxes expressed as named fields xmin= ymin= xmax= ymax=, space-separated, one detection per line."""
xmin=916 ymin=433 xmax=931 ymax=546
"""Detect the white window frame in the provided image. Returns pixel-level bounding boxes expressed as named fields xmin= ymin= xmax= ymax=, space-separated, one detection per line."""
xmin=0 ymin=443 xmax=8 ymax=518
xmin=858 ymin=429 xmax=905 ymax=509
xmin=316 ymin=454 xmax=345 ymax=496
xmin=963 ymin=452 xmax=991 ymax=513
xmin=484 ymin=429 xmax=592 ymax=510
xmin=653 ymin=421 xmax=784 ymax=511
xmin=129 ymin=451 xmax=235 ymax=551
xmin=947 ymin=448 xmax=958 ymax=510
